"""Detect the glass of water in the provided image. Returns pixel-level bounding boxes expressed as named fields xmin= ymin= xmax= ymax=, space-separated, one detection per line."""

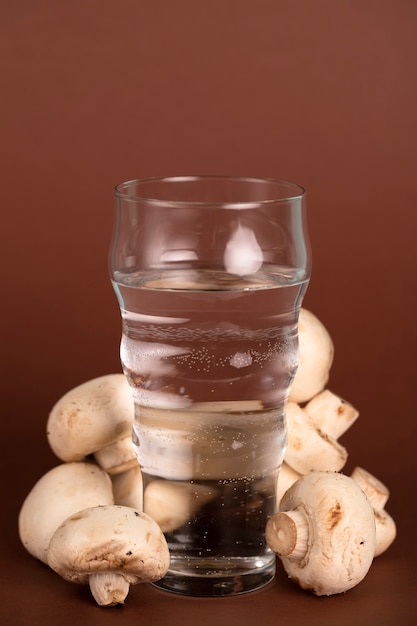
xmin=109 ymin=176 xmax=311 ymax=596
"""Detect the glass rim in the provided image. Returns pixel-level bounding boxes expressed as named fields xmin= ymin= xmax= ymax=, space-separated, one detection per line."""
xmin=114 ymin=175 xmax=305 ymax=207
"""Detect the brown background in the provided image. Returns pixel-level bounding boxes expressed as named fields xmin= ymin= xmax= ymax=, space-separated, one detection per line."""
xmin=1 ymin=1 xmax=416 ymax=625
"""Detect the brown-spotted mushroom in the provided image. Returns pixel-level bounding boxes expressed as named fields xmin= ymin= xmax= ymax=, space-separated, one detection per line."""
xmin=289 ymin=308 xmax=334 ymax=404
xmin=18 ymin=461 xmax=113 ymax=564
xmin=266 ymin=472 xmax=376 ymax=595
xmin=47 ymin=374 xmax=137 ymax=474
xmin=47 ymin=505 xmax=170 ymax=606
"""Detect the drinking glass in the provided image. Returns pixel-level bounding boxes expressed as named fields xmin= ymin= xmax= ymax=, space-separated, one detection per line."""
xmin=109 ymin=176 xmax=311 ymax=596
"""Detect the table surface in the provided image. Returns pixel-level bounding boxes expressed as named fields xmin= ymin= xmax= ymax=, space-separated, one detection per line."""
xmin=2 ymin=426 xmax=416 ymax=626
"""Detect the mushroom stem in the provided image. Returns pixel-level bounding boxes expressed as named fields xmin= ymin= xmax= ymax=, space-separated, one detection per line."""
xmin=89 ymin=572 xmax=130 ymax=606
xmin=266 ymin=510 xmax=309 ymax=560
xmin=94 ymin=437 xmax=138 ymax=475
xmin=304 ymin=390 xmax=359 ymax=440
xmin=284 ymin=402 xmax=348 ymax=474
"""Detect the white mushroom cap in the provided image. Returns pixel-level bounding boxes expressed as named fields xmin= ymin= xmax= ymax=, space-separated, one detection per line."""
xmin=351 ymin=466 xmax=397 ymax=556
xmin=289 ymin=308 xmax=334 ymax=404
xmin=47 ymin=505 xmax=170 ymax=606
xmin=18 ymin=462 xmax=113 ymax=564
xmin=266 ymin=472 xmax=376 ymax=596
xmin=144 ymin=479 xmax=218 ymax=533
xmin=46 ymin=374 xmax=137 ymax=473
xmin=284 ymin=402 xmax=348 ymax=474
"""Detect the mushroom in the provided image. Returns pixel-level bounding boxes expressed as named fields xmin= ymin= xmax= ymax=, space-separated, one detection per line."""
xmin=276 ymin=462 xmax=302 ymax=506
xmin=112 ymin=467 xmax=218 ymax=533
xmin=289 ymin=308 xmax=334 ymax=404
xmin=351 ymin=466 xmax=397 ymax=556
xmin=47 ymin=374 xmax=137 ymax=474
xmin=265 ymin=472 xmax=376 ymax=595
xmin=47 ymin=505 xmax=170 ymax=606
xmin=284 ymin=402 xmax=349 ymax=474
xmin=112 ymin=465 xmax=143 ymax=512
xmin=18 ymin=461 xmax=113 ymax=564
xmin=278 ymin=391 xmax=358 ymax=501
xmin=95 ymin=437 xmax=138 ymax=476
xmin=304 ymin=389 xmax=359 ymax=439
xmin=143 ymin=479 xmax=219 ymax=533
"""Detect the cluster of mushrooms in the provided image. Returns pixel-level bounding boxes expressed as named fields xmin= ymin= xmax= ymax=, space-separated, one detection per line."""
xmin=18 ymin=308 xmax=396 ymax=605
xmin=266 ymin=309 xmax=396 ymax=595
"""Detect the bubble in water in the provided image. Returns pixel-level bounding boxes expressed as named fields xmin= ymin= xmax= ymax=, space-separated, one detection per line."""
xmin=229 ymin=351 xmax=253 ymax=369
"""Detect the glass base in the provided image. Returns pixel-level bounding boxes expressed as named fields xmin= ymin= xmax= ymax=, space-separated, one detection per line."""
xmin=151 ymin=554 xmax=276 ymax=597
